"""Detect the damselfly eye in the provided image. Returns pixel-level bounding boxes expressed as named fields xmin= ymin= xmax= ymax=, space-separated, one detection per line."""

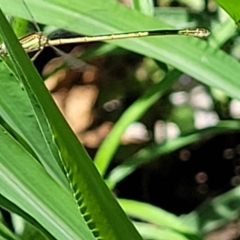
xmin=197 ymin=28 xmax=211 ymax=38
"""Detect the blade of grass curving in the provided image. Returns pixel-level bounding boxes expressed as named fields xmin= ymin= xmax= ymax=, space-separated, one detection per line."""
xmin=0 ymin=8 xmax=142 ymax=240
xmin=94 ymin=70 xmax=181 ymax=175
xmin=0 ymin=60 xmax=69 ymax=190
xmin=215 ymin=0 xmax=240 ymax=27
xmin=0 ymin=125 xmax=96 ymax=240
xmin=106 ymin=120 xmax=240 ymax=189
xmin=0 ymin=194 xmax=55 ymax=240
xmin=118 ymin=199 xmax=201 ymax=240
xmin=0 ymin=219 xmax=20 ymax=240
xmin=208 ymin=17 xmax=237 ymax=48
xmin=181 ymin=185 xmax=240 ymax=235
xmin=132 ymin=0 xmax=154 ymax=16
xmin=133 ymin=222 xmax=193 ymax=240
xmin=0 ymin=8 xmax=68 ymax=190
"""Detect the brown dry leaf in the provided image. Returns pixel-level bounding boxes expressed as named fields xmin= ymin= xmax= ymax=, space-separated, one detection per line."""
xmin=205 ymin=221 xmax=240 ymax=240
xmin=64 ymin=85 xmax=98 ymax=133
xmin=41 ymin=44 xmax=99 ymax=136
xmin=43 ymin=45 xmax=97 ymax=92
xmin=78 ymin=122 xmax=113 ymax=148
xmin=41 ymin=39 xmax=144 ymax=148
xmin=43 ymin=57 xmax=67 ymax=91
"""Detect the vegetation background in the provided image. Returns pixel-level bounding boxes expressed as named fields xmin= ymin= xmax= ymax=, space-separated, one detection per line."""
xmin=1 ymin=0 xmax=240 ymax=239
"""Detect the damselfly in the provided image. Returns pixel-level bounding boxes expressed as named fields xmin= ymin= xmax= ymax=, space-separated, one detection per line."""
xmin=0 ymin=28 xmax=210 ymax=59
xmin=0 ymin=1 xmax=210 ymax=61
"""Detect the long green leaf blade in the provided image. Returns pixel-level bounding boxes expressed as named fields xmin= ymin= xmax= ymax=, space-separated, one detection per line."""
xmin=0 ymin=60 xmax=69 ymax=190
xmin=215 ymin=0 xmax=240 ymax=27
xmin=0 ymin=7 xmax=142 ymax=240
xmin=0 ymin=125 xmax=95 ymax=240
xmin=118 ymin=199 xmax=201 ymax=239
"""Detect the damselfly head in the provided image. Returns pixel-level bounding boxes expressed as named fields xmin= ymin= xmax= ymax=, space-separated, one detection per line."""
xmin=179 ymin=28 xmax=210 ymax=38
xmin=194 ymin=28 xmax=211 ymax=38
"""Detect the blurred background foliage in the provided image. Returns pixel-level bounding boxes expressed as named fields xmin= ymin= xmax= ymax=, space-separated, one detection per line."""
xmin=1 ymin=0 xmax=240 ymax=239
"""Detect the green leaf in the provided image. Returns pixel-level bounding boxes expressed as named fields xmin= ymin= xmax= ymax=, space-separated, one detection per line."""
xmin=0 ymin=219 xmax=20 ymax=240
xmin=133 ymin=222 xmax=193 ymax=240
xmin=181 ymin=185 xmax=240 ymax=234
xmin=0 ymin=7 xmax=142 ymax=240
xmin=208 ymin=17 xmax=236 ymax=47
xmin=0 ymin=125 xmax=95 ymax=240
xmin=20 ymin=221 xmax=50 ymax=240
xmin=11 ymin=17 xmax=29 ymax=38
xmin=215 ymin=0 xmax=240 ymax=27
xmin=118 ymin=199 xmax=201 ymax=240
xmin=0 ymin=60 xmax=69 ymax=190
xmin=132 ymin=0 xmax=154 ymax=16
xmin=0 ymin=194 xmax=54 ymax=240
